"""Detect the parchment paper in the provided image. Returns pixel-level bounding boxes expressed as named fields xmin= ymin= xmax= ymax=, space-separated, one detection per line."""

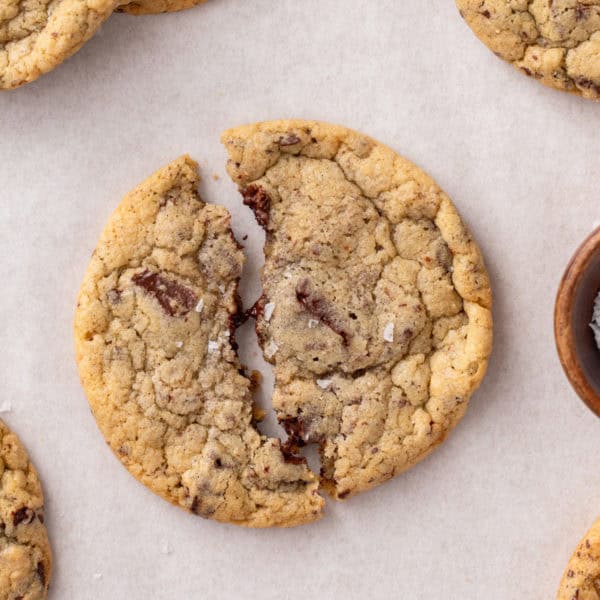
xmin=1 ymin=1 xmax=599 ymax=598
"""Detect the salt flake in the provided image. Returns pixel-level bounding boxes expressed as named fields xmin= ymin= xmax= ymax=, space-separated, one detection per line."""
xmin=93 ymin=573 xmax=102 ymax=580
xmin=383 ymin=322 xmax=395 ymax=342
xmin=207 ymin=341 xmax=219 ymax=353
xmin=264 ymin=302 xmax=275 ymax=321
xmin=195 ymin=299 xmax=204 ymax=313
xmin=175 ymin=341 xmax=183 ymax=348
xmin=264 ymin=341 xmax=279 ymax=359
xmin=162 ymin=540 xmax=173 ymax=555
xmin=316 ymin=379 xmax=332 ymax=390
xmin=0 ymin=401 xmax=12 ymax=413
xmin=308 ymin=319 xmax=319 ymax=329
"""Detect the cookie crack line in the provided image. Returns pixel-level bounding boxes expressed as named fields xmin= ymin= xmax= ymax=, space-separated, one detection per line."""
xmin=75 ymin=120 xmax=493 ymax=528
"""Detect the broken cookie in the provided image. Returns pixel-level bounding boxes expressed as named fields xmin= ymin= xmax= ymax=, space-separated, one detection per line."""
xmin=222 ymin=119 xmax=493 ymax=500
xmin=75 ymin=122 xmax=492 ymax=527
xmin=74 ymin=155 xmax=323 ymax=528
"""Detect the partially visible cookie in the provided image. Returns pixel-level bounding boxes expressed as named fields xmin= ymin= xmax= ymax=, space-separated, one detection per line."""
xmin=117 ymin=0 xmax=207 ymax=16
xmin=222 ymin=120 xmax=493 ymax=500
xmin=456 ymin=0 xmax=600 ymax=100
xmin=557 ymin=517 xmax=600 ymax=600
xmin=0 ymin=0 xmax=120 ymax=89
xmin=0 ymin=420 xmax=52 ymax=599
xmin=74 ymin=155 xmax=323 ymax=528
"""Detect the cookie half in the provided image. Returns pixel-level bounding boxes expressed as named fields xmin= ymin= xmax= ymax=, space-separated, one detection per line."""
xmin=0 ymin=0 xmax=120 ymax=89
xmin=117 ymin=0 xmax=207 ymax=16
xmin=455 ymin=0 xmax=600 ymax=100
xmin=0 ymin=419 xmax=52 ymax=599
xmin=222 ymin=120 xmax=493 ymax=500
xmin=557 ymin=517 xmax=600 ymax=599
xmin=74 ymin=156 xmax=323 ymax=528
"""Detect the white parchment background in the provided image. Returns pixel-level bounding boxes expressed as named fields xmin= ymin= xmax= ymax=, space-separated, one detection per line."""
xmin=1 ymin=1 xmax=599 ymax=598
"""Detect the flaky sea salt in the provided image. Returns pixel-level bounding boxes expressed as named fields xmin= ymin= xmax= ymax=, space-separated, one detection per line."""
xmin=308 ymin=319 xmax=319 ymax=329
xmin=264 ymin=302 xmax=275 ymax=322
xmin=264 ymin=341 xmax=279 ymax=358
xmin=207 ymin=340 xmax=219 ymax=353
xmin=93 ymin=573 xmax=102 ymax=580
xmin=175 ymin=341 xmax=183 ymax=348
xmin=590 ymin=292 xmax=600 ymax=349
xmin=195 ymin=299 xmax=204 ymax=313
xmin=162 ymin=540 xmax=173 ymax=555
xmin=383 ymin=322 xmax=395 ymax=342
xmin=316 ymin=379 xmax=332 ymax=390
xmin=0 ymin=401 xmax=12 ymax=413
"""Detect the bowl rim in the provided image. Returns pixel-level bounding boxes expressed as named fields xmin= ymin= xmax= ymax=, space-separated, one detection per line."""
xmin=555 ymin=226 xmax=600 ymax=417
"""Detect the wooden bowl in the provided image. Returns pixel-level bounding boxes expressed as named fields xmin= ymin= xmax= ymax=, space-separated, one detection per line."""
xmin=555 ymin=227 xmax=600 ymax=417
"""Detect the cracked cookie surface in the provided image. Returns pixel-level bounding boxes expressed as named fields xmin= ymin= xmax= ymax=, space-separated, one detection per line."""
xmin=557 ymin=517 xmax=600 ymax=600
xmin=456 ymin=0 xmax=600 ymax=99
xmin=74 ymin=155 xmax=323 ymax=528
xmin=222 ymin=120 xmax=493 ymax=499
xmin=0 ymin=0 xmax=119 ymax=89
xmin=117 ymin=0 xmax=206 ymax=16
xmin=0 ymin=420 xmax=52 ymax=600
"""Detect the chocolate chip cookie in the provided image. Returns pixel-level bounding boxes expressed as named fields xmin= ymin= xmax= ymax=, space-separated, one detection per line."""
xmin=0 ymin=420 xmax=52 ymax=599
xmin=0 ymin=0 xmax=120 ymax=89
xmin=74 ymin=155 xmax=323 ymax=528
xmin=456 ymin=0 xmax=600 ymax=99
xmin=222 ymin=120 xmax=493 ymax=499
xmin=117 ymin=0 xmax=206 ymax=16
xmin=557 ymin=517 xmax=600 ymax=599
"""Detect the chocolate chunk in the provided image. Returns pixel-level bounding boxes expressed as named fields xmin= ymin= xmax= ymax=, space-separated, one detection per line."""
xmin=241 ymin=186 xmax=271 ymax=229
xmin=281 ymin=417 xmax=308 ymax=446
xmin=575 ymin=78 xmax=600 ymax=95
xmin=575 ymin=5 xmax=588 ymax=20
xmin=248 ymin=295 xmax=265 ymax=321
xmin=280 ymin=440 xmax=306 ymax=466
xmin=132 ymin=270 xmax=197 ymax=317
xmin=278 ymin=134 xmax=301 ymax=146
xmin=295 ymin=279 xmax=352 ymax=345
xmin=37 ymin=561 xmax=45 ymax=586
xmin=12 ymin=507 xmax=34 ymax=527
xmin=190 ymin=496 xmax=200 ymax=514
